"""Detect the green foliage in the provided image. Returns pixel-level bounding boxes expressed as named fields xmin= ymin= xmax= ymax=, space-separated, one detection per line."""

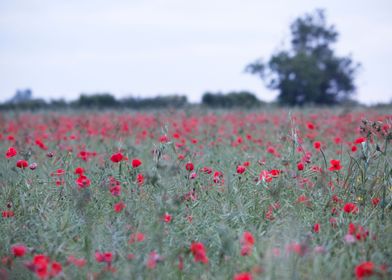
xmin=0 ymin=109 xmax=390 ymax=279
xmin=72 ymin=93 xmax=119 ymax=108
xmin=121 ymin=95 xmax=188 ymax=109
xmin=202 ymin=91 xmax=263 ymax=108
xmin=247 ymin=9 xmax=359 ymax=106
xmin=0 ymin=93 xmax=189 ymax=111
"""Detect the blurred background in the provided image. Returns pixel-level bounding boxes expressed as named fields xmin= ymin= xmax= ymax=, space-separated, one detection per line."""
xmin=1 ymin=0 xmax=391 ymax=108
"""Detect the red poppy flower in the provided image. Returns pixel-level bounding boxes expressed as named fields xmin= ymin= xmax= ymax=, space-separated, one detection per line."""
xmin=163 ymin=213 xmax=172 ymax=223
xmin=234 ymin=272 xmax=253 ymax=280
xmin=26 ymin=254 xmax=52 ymax=279
xmin=307 ymin=122 xmax=315 ymax=130
xmin=53 ymin=169 xmax=65 ymax=176
xmin=297 ymin=162 xmax=304 ymax=171
xmin=213 ymin=171 xmax=224 ymax=184
xmin=328 ymin=159 xmax=342 ymax=171
xmin=185 ymin=162 xmax=194 ymax=172
xmin=132 ymin=158 xmax=142 ymax=168
xmin=54 ymin=178 xmax=62 ymax=186
xmin=313 ymin=141 xmax=321 ymax=150
xmin=75 ymin=175 xmax=91 ymax=189
xmin=50 ymin=261 xmax=62 ymax=277
xmin=95 ymin=251 xmax=113 ymax=263
xmin=190 ymin=242 xmax=208 ymax=264
xmin=240 ymin=231 xmax=255 ymax=256
xmin=201 ymin=166 xmax=212 ymax=174
xmin=2 ymin=211 xmax=14 ymax=218
xmin=136 ymin=173 xmax=144 ymax=186
xmin=110 ymin=153 xmax=123 ymax=163
xmin=237 ymin=165 xmax=246 ymax=174
xmin=266 ymin=146 xmax=276 ymax=155
xmin=354 ymin=137 xmax=366 ymax=144
xmin=74 ymin=167 xmax=84 ymax=175
xmin=241 ymin=231 xmax=255 ymax=245
xmin=269 ymin=169 xmax=281 ymax=177
xmin=16 ymin=160 xmax=28 ymax=169
xmin=6 ymin=147 xmax=17 ymax=158
xmin=371 ymin=197 xmax=380 ymax=206
xmin=110 ymin=185 xmax=121 ymax=196
xmin=114 ymin=201 xmax=125 ymax=213
xmin=11 ymin=244 xmax=27 ymax=257
xmin=259 ymin=170 xmax=272 ymax=183
xmin=35 ymin=139 xmax=48 ymax=150
xmin=355 ymin=261 xmax=374 ymax=279
xmin=343 ymin=202 xmax=358 ymax=214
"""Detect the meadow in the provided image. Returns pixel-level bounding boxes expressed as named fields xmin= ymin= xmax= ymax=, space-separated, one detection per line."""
xmin=0 ymin=108 xmax=391 ymax=279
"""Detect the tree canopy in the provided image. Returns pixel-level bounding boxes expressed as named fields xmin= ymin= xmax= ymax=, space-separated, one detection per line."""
xmin=246 ymin=9 xmax=359 ymax=106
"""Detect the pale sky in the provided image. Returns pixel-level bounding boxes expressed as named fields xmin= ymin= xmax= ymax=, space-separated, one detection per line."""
xmin=1 ymin=0 xmax=391 ymax=104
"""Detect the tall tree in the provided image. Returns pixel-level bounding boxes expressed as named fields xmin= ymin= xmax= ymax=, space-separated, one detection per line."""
xmin=246 ymin=9 xmax=359 ymax=106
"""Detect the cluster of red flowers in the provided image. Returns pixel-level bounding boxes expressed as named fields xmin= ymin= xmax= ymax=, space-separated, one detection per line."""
xmin=2 ymin=210 xmax=14 ymax=218
xmin=240 ymin=231 xmax=255 ymax=256
xmin=236 ymin=161 xmax=250 ymax=174
xmin=75 ymin=174 xmax=91 ymax=189
xmin=190 ymin=242 xmax=208 ymax=264
xmin=67 ymin=255 xmax=86 ymax=267
xmin=16 ymin=159 xmax=28 ymax=169
xmin=259 ymin=169 xmax=281 ymax=183
xmin=1 ymin=111 xmax=390 ymax=279
xmin=25 ymin=254 xmax=62 ymax=279
xmin=347 ymin=223 xmax=369 ymax=241
xmin=109 ymin=176 xmax=121 ymax=196
xmin=95 ymin=251 xmax=113 ymax=264
xmin=354 ymin=261 xmax=386 ymax=279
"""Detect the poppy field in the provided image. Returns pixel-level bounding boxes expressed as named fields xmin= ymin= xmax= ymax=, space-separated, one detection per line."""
xmin=0 ymin=109 xmax=391 ymax=279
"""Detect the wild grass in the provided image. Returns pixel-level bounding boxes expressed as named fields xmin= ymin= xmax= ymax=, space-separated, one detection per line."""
xmin=0 ymin=108 xmax=391 ymax=279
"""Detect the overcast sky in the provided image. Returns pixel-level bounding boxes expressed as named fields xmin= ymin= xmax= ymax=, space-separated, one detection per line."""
xmin=1 ymin=0 xmax=391 ymax=104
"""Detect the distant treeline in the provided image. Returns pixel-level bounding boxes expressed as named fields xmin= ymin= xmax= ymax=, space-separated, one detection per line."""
xmin=0 ymin=90 xmax=266 ymax=110
xmin=202 ymin=91 xmax=264 ymax=108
